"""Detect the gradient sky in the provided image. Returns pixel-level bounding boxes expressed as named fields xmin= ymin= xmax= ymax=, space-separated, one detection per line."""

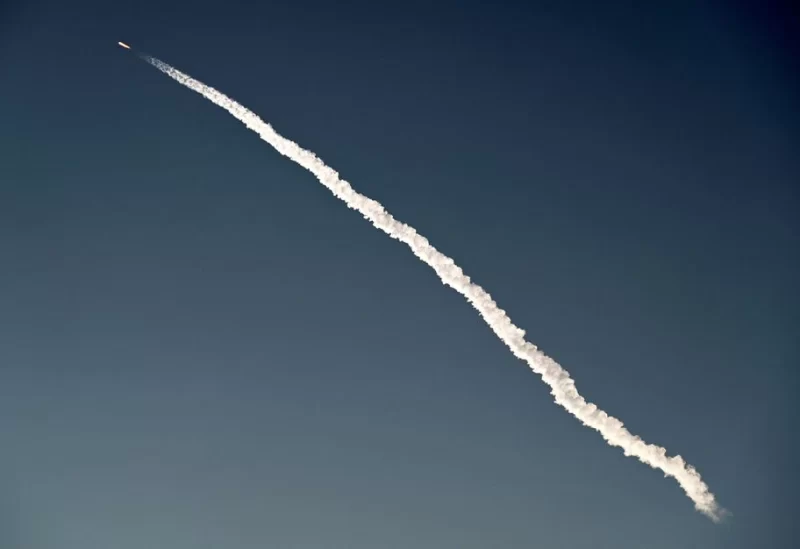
xmin=1 ymin=1 xmax=797 ymax=547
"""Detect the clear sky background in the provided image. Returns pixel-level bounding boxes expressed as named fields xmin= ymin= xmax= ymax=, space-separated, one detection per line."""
xmin=1 ymin=0 xmax=797 ymax=547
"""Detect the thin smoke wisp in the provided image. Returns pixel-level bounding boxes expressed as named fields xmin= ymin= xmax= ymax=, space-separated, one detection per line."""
xmin=139 ymin=53 xmax=725 ymax=521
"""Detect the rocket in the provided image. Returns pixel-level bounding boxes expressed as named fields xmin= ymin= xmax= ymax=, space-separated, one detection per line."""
xmin=118 ymin=42 xmax=131 ymax=50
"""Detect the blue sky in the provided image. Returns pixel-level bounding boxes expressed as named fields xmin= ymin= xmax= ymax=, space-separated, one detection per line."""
xmin=1 ymin=1 xmax=797 ymax=547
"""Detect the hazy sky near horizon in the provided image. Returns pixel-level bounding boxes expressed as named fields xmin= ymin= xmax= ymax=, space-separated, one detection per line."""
xmin=1 ymin=1 xmax=797 ymax=547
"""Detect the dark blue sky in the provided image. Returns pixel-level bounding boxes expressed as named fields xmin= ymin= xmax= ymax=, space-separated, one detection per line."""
xmin=1 ymin=1 xmax=797 ymax=547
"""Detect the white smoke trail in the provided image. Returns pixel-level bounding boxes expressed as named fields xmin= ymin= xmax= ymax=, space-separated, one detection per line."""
xmin=140 ymin=54 xmax=724 ymax=521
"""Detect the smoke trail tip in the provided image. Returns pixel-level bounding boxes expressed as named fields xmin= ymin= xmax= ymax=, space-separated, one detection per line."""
xmin=708 ymin=505 xmax=731 ymax=523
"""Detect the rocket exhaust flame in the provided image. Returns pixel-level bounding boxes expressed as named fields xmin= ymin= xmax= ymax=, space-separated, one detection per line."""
xmin=137 ymin=53 xmax=726 ymax=522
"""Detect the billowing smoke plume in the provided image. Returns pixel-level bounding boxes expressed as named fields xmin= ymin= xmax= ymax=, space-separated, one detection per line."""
xmin=140 ymin=54 xmax=724 ymax=521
